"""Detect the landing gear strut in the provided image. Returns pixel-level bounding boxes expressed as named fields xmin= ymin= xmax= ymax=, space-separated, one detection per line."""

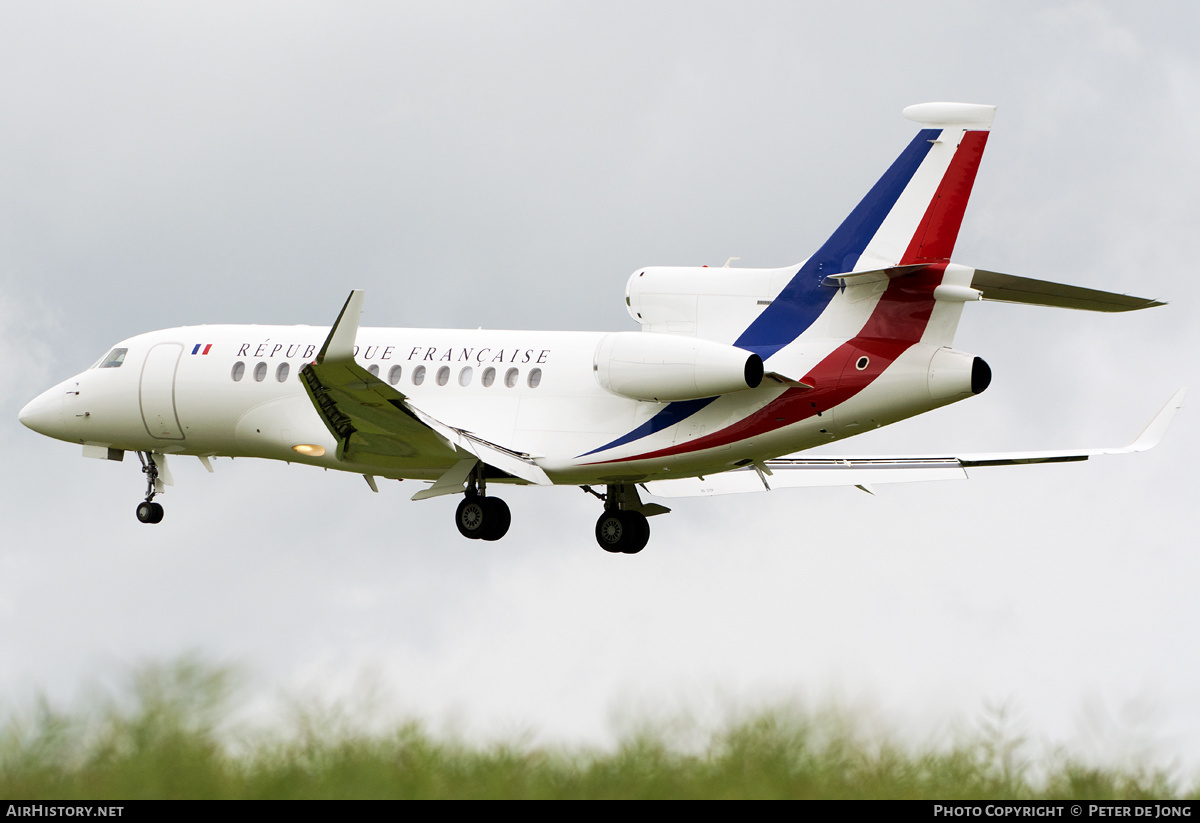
xmin=134 ymin=451 xmax=164 ymax=524
xmin=588 ymin=483 xmax=650 ymax=555
xmin=455 ymin=466 xmax=510 ymax=541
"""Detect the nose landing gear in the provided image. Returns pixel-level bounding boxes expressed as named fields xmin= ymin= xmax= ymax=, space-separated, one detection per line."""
xmin=134 ymin=451 xmax=166 ymax=524
xmin=136 ymin=499 xmax=164 ymax=524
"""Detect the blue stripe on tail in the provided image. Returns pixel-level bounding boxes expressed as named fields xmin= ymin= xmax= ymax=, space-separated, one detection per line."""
xmin=734 ymin=129 xmax=941 ymax=360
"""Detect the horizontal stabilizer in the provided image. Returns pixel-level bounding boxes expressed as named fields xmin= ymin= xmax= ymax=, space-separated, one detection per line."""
xmin=821 ymin=264 xmax=928 ymax=287
xmin=644 ymin=389 xmax=1184 ymax=498
xmin=971 ymin=270 xmax=1165 ymax=312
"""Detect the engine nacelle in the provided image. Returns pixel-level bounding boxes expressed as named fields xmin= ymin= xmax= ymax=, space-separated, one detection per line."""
xmin=928 ymin=347 xmax=992 ymax=400
xmin=625 ymin=265 xmax=795 ymax=342
xmin=594 ymin=332 xmax=764 ymax=402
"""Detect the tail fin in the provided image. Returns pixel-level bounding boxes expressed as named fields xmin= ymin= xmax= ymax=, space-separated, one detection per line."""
xmin=809 ymin=102 xmax=995 ymax=276
xmin=734 ymin=103 xmax=995 ymax=359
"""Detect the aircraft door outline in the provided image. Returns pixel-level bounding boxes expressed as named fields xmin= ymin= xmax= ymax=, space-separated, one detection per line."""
xmin=139 ymin=343 xmax=186 ymax=440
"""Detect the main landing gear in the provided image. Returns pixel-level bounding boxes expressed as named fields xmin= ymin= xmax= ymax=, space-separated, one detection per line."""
xmin=134 ymin=451 xmax=164 ymax=524
xmin=587 ymin=483 xmax=651 ymax=555
xmin=455 ymin=468 xmax=510 ymax=542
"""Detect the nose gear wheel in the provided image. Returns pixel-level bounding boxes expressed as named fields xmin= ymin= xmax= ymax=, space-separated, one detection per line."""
xmin=136 ymin=500 xmax=164 ymax=524
xmin=134 ymin=451 xmax=165 ymax=524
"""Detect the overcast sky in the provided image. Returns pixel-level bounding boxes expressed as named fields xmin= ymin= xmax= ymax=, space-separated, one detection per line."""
xmin=2 ymin=0 xmax=1198 ymax=771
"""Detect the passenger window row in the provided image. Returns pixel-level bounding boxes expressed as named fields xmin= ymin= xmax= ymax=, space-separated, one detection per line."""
xmin=230 ymin=361 xmax=543 ymax=389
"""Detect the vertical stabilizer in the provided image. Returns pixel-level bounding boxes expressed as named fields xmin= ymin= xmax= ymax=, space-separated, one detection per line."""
xmin=857 ymin=102 xmax=994 ymax=271
xmin=734 ymin=102 xmax=995 ymax=360
xmin=802 ymin=102 xmax=994 ymax=276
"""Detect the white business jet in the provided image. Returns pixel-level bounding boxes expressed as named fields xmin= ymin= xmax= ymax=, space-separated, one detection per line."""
xmin=19 ymin=103 xmax=1184 ymax=554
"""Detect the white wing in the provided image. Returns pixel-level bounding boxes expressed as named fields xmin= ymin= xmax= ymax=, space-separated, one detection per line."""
xmin=643 ymin=389 xmax=1186 ymax=498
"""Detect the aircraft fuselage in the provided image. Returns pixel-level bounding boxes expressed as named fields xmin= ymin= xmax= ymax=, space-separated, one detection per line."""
xmin=22 ymin=321 xmax=981 ymax=487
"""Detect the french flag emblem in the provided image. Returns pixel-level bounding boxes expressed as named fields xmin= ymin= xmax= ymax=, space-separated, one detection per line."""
xmin=190 ymin=344 xmax=212 ymax=355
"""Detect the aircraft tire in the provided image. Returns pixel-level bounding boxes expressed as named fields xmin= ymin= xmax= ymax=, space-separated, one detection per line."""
xmin=455 ymin=497 xmax=487 ymax=539
xmin=480 ymin=497 xmax=511 ymax=542
xmin=595 ymin=512 xmax=624 ymax=552
xmin=595 ymin=511 xmax=649 ymax=554
xmin=621 ymin=511 xmax=649 ymax=554
xmin=136 ymin=501 xmax=164 ymax=524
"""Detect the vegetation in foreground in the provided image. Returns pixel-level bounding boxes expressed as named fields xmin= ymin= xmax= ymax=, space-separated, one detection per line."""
xmin=1 ymin=660 xmax=1194 ymax=800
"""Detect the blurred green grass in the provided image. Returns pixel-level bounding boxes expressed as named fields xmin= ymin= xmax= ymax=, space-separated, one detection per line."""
xmin=1 ymin=659 xmax=1193 ymax=799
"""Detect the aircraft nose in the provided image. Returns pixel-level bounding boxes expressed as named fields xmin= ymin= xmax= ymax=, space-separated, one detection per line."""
xmin=18 ymin=386 xmax=65 ymax=438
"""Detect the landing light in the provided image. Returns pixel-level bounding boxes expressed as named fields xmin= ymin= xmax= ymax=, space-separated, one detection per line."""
xmin=292 ymin=444 xmax=325 ymax=457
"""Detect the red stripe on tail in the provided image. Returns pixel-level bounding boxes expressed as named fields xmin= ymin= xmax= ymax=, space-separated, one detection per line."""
xmin=900 ymin=131 xmax=989 ymax=265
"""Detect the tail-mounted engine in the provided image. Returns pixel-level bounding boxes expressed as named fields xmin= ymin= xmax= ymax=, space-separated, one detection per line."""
xmin=594 ymin=332 xmax=764 ymax=403
xmin=625 ymin=265 xmax=795 ymax=342
xmin=928 ymin=346 xmax=991 ymax=400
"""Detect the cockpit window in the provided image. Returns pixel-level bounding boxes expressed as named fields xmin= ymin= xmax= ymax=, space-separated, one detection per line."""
xmin=96 ymin=348 xmax=128 ymax=369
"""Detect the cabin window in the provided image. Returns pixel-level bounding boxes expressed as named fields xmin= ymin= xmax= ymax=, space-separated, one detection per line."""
xmin=458 ymin=366 xmax=473 ymax=387
xmin=527 ymin=368 xmax=542 ymax=388
xmin=855 ymin=356 xmax=869 ymax=371
xmin=368 ymin=364 xmax=380 ymax=378
xmin=98 ymin=348 xmax=128 ymax=369
xmin=436 ymin=366 xmax=450 ymax=386
xmin=254 ymin=362 xmax=268 ymax=382
xmin=504 ymin=368 xmax=519 ymax=388
xmin=231 ymin=361 xmax=245 ymax=382
xmin=388 ymin=365 xmax=403 ymax=386
xmin=481 ymin=367 xmax=496 ymax=388
xmin=412 ymin=365 xmax=426 ymax=386
xmin=276 ymin=362 xmax=290 ymax=382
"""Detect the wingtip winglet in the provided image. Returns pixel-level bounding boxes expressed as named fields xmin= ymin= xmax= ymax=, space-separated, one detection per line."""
xmin=1123 ymin=388 xmax=1187 ymax=453
xmin=317 ymin=290 xmax=365 ymax=364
